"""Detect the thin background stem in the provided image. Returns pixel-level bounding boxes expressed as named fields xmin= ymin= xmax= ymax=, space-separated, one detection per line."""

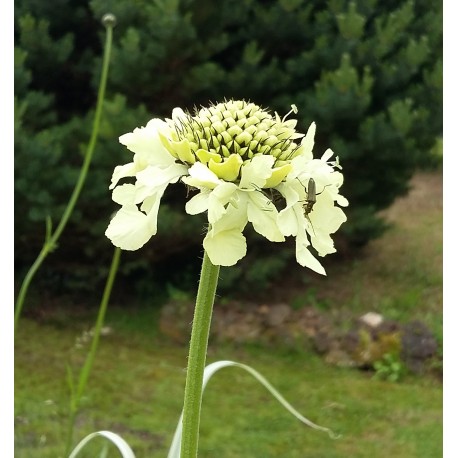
xmin=64 ymin=246 xmax=121 ymax=456
xmin=14 ymin=15 xmax=115 ymax=332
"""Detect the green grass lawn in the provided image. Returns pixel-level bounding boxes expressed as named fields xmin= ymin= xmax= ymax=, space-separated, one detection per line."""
xmin=15 ymin=312 xmax=442 ymax=458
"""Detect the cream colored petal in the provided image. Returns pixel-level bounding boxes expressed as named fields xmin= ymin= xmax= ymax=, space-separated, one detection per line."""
xmin=276 ymin=183 xmax=304 ymax=237
xmin=203 ymin=229 xmax=247 ymax=266
xmin=239 ymin=155 xmax=276 ymax=190
xmin=119 ymin=119 xmax=174 ymax=168
xmin=171 ymin=107 xmax=188 ymax=124
xmin=278 ymin=204 xmax=303 ymax=237
xmin=207 ymin=183 xmax=239 ymax=224
xmin=139 ymin=188 xmax=164 ymax=216
xmin=336 ymin=194 xmax=349 ymax=207
xmin=321 ymin=148 xmax=334 ymax=162
xmin=208 ymin=154 xmax=243 ymax=182
xmin=292 ymin=122 xmax=315 ymax=160
xmin=105 ymin=204 xmax=157 ymax=251
xmin=278 ymin=207 xmax=299 ymax=237
xmin=109 ymin=162 xmax=137 ymax=190
xmin=310 ymin=232 xmax=336 ymax=256
xmin=171 ymin=138 xmax=196 ymax=164
xmin=112 ymin=183 xmax=137 ymax=205
xmin=195 ymin=149 xmax=222 ymax=164
xmin=264 ymin=164 xmax=292 ymax=188
xmin=295 ymin=231 xmax=326 ymax=275
xmin=136 ymin=163 xmax=187 ymax=189
xmin=310 ymin=195 xmax=347 ymax=234
xmin=246 ymin=192 xmax=284 ymax=242
xmin=185 ymin=191 xmax=210 ymax=215
xmin=182 ymin=162 xmax=221 ymax=189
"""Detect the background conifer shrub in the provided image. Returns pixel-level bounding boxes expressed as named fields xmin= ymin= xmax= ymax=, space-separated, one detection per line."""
xmin=14 ymin=0 xmax=442 ymax=301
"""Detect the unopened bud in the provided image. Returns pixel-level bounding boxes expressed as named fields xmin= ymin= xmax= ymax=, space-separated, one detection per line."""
xmin=102 ymin=13 xmax=116 ymax=28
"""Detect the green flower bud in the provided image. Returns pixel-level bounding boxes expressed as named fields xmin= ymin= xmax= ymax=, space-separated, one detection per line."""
xmin=101 ymin=13 xmax=116 ymax=28
xmin=170 ymin=100 xmax=304 ymax=182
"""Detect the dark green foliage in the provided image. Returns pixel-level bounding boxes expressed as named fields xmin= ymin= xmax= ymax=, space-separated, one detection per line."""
xmin=14 ymin=0 xmax=442 ymax=302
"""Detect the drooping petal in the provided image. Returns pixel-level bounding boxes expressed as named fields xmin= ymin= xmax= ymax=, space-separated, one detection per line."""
xmin=295 ymin=231 xmax=326 ymax=275
xmin=109 ymin=162 xmax=137 ymax=190
xmin=130 ymin=163 xmax=186 ymax=207
xmin=207 ymin=183 xmax=238 ymax=223
xmin=204 ymin=202 xmax=248 ymax=266
xmin=136 ymin=163 xmax=188 ymax=190
xmin=203 ymin=229 xmax=247 ymax=266
xmin=309 ymin=232 xmax=336 ymax=257
xmin=105 ymin=204 xmax=157 ymax=251
xmin=186 ymin=181 xmax=239 ymax=223
xmin=202 ymin=199 xmax=250 ymax=266
xmin=112 ymin=183 xmax=137 ymax=206
xmin=310 ymin=193 xmax=347 ymax=235
xmin=278 ymin=207 xmax=299 ymax=237
xmin=278 ymin=203 xmax=303 ymax=237
xmin=276 ymin=182 xmax=305 ymax=237
xmin=140 ymin=188 xmax=165 ymax=217
xmin=246 ymin=191 xmax=284 ymax=242
xmin=185 ymin=191 xmax=210 ymax=215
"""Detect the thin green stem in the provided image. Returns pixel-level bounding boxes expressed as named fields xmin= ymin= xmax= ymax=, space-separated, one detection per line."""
xmin=181 ymin=251 xmax=220 ymax=458
xmin=14 ymin=18 xmax=115 ymax=332
xmin=64 ymin=247 xmax=121 ymax=456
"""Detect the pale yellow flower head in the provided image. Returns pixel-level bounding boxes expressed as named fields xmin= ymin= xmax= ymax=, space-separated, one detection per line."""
xmin=105 ymin=99 xmax=348 ymax=273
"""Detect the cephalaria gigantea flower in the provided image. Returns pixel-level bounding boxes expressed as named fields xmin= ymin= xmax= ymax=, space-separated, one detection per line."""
xmin=105 ymin=100 xmax=348 ymax=274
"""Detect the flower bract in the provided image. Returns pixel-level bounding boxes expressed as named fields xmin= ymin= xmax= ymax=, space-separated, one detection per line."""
xmin=105 ymin=100 xmax=348 ymax=274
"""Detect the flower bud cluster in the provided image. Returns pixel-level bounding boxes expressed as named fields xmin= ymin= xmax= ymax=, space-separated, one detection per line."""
xmin=164 ymin=100 xmax=304 ymax=183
